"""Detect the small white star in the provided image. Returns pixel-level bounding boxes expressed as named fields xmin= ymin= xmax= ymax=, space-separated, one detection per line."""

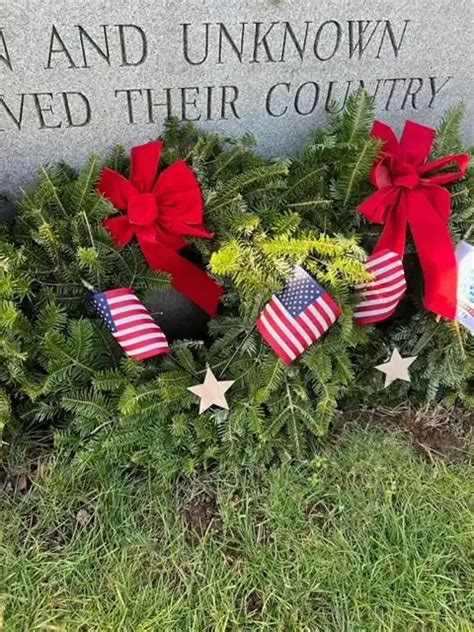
xmin=375 ymin=347 xmax=417 ymax=388
xmin=187 ymin=367 xmax=235 ymax=414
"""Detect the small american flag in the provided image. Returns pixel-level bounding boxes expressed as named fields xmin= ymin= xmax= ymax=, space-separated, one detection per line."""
xmin=354 ymin=249 xmax=407 ymax=326
xmin=257 ymin=266 xmax=341 ymax=365
xmin=90 ymin=288 xmax=170 ymax=361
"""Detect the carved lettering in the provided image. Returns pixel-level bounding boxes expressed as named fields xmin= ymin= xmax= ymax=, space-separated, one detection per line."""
xmin=218 ymin=23 xmax=246 ymax=63
xmin=428 ymin=76 xmax=452 ymax=108
xmin=262 ymin=74 xmax=450 ymax=120
xmin=401 ymin=77 xmax=423 ymax=109
xmin=348 ymin=21 xmax=382 ymax=59
xmin=279 ymin=21 xmax=311 ymax=61
xmin=313 ymin=21 xmax=342 ymax=61
xmin=46 ymin=24 xmax=147 ymax=69
xmin=77 ymin=25 xmax=110 ymax=68
xmin=146 ymin=87 xmax=173 ymax=121
xmin=382 ymin=77 xmax=407 ymax=110
xmin=357 ymin=78 xmax=385 ymax=99
xmin=220 ymin=85 xmax=240 ymax=119
xmin=0 ymin=10 xmax=460 ymax=147
xmin=117 ymin=25 xmax=148 ymax=66
xmin=0 ymin=93 xmax=25 ymax=129
xmin=114 ymin=88 xmax=144 ymax=123
xmin=114 ymin=85 xmax=241 ymax=123
xmin=0 ymin=92 xmax=93 ymax=131
xmin=182 ymin=23 xmax=210 ymax=65
xmin=62 ymin=91 xmax=91 ymax=126
xmin=206 ymin=85 xmax=215 ymax=120
xmin=376 ymin=20 xmax=410 ymax=59
xmin=294 ymin=81 xmax=320 ymax=115
xmin=252 ymin=21 xmax=279 ymax=62
xmin=266 ymin=82 xmax=290 ymax=117
xmin=31 ymin=92 xmax=62 ymax=128
xmin=325 ymin=80 xmax=355 ymax=112
xmin=46 ymin=25 xmax=77 ymax=69
xmin=0 ymin=29 xmax=12 ymax=70
xmin=181 ymin=86 xmax=201 ymax=121
xmin=181 ymin=19 xmax=413 ymax=65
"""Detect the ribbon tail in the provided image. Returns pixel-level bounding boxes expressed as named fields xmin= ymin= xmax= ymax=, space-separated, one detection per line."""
xmin=138 ymin=236 xmax=223 ymax=317
xmin=170 ymin=256 xmax=224 ymax=317
xmin=373 ymin=190 xmax=408 ymax=259
xmin=407 ymin=189 xmax=458 ymax=319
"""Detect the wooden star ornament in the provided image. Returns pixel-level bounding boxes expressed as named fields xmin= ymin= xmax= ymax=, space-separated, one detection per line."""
xmin=375 ymin=347 xmax=417 ymax=388
xmin=187 ymin=367 xmax=235 ymax=414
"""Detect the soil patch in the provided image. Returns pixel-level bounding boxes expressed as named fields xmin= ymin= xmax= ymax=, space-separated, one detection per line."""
xmin=306 ymin=498 xmax=336 ymax=528
xmin=182 ymin=490 xmax=222 ymax=539
xmin=337 ymin=404 xmax=473 ymax=463
xmin=409 ymin=407 xmax=471 ymax=463
xmin=245 ymin=590 xmax=264 ymax=619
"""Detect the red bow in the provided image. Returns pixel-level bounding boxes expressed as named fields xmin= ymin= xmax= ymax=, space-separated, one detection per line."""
xmin=98 ymin=141 xmax=223 ymax=316
xmin=359 ymin=120 xmax=469 ymax=319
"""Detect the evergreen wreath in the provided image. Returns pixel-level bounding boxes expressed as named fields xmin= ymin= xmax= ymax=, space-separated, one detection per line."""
xmin=0 ymin=91 xmax=472 ymax=478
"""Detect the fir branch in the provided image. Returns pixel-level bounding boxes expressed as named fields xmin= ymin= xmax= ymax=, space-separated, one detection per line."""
xmin=433 ymin=104 xmax=466 ymax=158
xmin=0 ymin=106 xmax=471 ymax=475
xmin=339 ymin=90 xmax=375 ymax=144
xmin=39 ymin=166 xmax=68 ymax=218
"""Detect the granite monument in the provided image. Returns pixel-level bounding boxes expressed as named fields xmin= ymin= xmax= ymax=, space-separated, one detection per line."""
xmin=1 ymin=0 xmax=473 ymax=193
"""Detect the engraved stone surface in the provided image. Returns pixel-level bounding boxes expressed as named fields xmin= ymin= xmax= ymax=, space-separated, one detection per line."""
xmin=1 ymin=0 xmax=472 ymax=193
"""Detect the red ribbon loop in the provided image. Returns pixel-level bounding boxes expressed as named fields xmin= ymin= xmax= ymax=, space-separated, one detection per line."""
xmin=98 ymin=141 xmax=223 ymax=317
xmin=359 ymin=120 xmax=469 ymax=320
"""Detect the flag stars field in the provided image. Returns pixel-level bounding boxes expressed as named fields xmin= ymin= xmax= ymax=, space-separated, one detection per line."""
xmin=257 ymin=266 xmax=341 ymax=365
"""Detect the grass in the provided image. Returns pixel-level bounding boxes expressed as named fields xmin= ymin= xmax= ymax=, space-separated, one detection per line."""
xmin=1 ymin=428 xmax=473 ymax=631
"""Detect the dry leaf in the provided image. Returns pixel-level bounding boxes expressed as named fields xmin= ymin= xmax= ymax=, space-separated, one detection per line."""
xmin=17 ymin=473 xmax=28 ymax=492
xmin=76 ymin=508 xmax=93 ymax=528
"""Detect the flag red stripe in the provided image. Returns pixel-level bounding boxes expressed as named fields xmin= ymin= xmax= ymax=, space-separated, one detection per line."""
xmin=360 ymin=284 xmax=405 ymax=299
xmin=263 ymin=304 xmax=304 ymax=356
xmin=298 ymin=308 xmax=324 ymax=338
xmin=131 ymin=345 xmax=170 ymax=360
xmin=109 ymin=299 xmax=144 ymax=312
xmin=110 ymin=305 xmax=143 ymax=316
xmin=307 ymin=303 xmax=331 ymax=334
xmin=271 ymin=299 xmax=312 ymax=347
xmin=256 ymin=317 xmax=295 ymax=364
xmin=323 ymin=293 xmax=342 ymax=320
xmin=94 ymin=288 xmax=170 ymax=361
xmin=316 ymin=298 xmax=337 ymax=327
xmin=355 ymin=300 xmax=400 ymax=317
xmin=356 ymin=290 xmax=405 ymax=307
xmin=114 ymin=313 xmax=156 ymax=327
xmin=297 ymin=311 xmax=321 ymax=339
xmin=354 ymin=249 xmax=406 ymax=325
xmin=103 ymin=288 xmax=134 ymax=299
xmin=126 ymin=341 xmax=170 ymax=355
xmin=355 ymin=305 xmax=398 ymax=325
xmin=114 ymin=322 xmax=161 ymax=337
xmin=257 ymin=274 xmax=340 ymax=363
xmin=118 ymin=332 xmax=168 ymax=348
